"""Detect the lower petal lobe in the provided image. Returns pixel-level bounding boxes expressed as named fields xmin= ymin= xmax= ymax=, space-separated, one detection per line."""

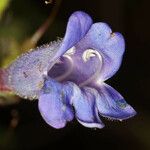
xmin=38 ymin=78 xmax=74 ymax=129
xmin=72 ymin=86 xmax=104 ymax=129
xmin=95 ymin=83 xmax=136 ymax=120
xmin=39 ymin=77 xmax=105 ymax=129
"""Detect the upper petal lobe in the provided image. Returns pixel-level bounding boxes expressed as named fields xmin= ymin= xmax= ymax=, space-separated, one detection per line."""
xmin=71 ymin=86 xmax=104 ymax=129
xmin=49 ymin=23 xmax=125 ymax=85
xmin=52 ymin=11 xmax=93 ymax=61
xmin=74 ymin=23 xmax=125 ymax=82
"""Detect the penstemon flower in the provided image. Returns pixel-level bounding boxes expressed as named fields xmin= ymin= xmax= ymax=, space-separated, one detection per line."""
xmin=6 ymin=11 xmax=136 ymax=129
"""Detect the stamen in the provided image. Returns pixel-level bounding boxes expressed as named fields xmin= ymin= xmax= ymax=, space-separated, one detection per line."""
xmin=79 ymin=49 xmax=103 ymax=87
xmin=54 ymin=55 xmax=73 ymax=82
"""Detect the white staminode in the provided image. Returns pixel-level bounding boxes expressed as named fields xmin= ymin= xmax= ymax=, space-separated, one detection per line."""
xmin=80 ymin=49 xmax=103 ymax=87
xmin=64 ymin=46 xmax=76 ymax=56
xmin=82 ymin=49 xmax=98 ymax=62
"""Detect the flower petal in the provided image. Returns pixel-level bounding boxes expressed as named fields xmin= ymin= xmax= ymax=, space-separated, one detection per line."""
xmin=72 ymin=86 xmax=104 ymax=129
xmin=95 ymin=83 xmax=136 ymax=120
xmin=52 ymin=11 xmax=93 ymax=60
xmin=74 ymin=22 xmax=125 ymax=82
xmin=38 ymin=78 xmax=74 ymax=129
xmin=50 ymin=23 xmax=125 ymax=85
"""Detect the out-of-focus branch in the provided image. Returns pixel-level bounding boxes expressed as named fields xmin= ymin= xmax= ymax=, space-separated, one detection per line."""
xmin=21 ymin=0 xmax=62 ymax=51
xmin=0 ymin=68 xmax=11 ymax=92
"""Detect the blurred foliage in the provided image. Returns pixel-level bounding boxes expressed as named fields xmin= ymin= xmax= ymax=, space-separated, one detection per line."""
xmin=0 ymin=37 xmax=19 ymax=68
xmin=0 ymin=0 xmax=61 ymax=68
xmin=0 ymin=0 xmax=62 ymax=106
xmin=0 ymin=0 xmax=11 ymax=19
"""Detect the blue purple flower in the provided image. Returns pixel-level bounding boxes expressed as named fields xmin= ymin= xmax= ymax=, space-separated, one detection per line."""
xmin=7 ymin=11 xmax=136 ymax=129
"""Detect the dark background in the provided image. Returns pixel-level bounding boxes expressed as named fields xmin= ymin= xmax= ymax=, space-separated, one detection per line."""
xmin=0 ymin=0 xmax=150 ymax=150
